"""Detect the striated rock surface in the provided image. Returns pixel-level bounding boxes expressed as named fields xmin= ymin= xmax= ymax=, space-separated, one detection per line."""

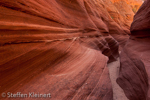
xmin=0 ymin=0 xmax=125 ymax=100
xmin=117 ymin=0 xmax=150 ymax=100
xmin=0 ymin=0 xmax=145 ymax=100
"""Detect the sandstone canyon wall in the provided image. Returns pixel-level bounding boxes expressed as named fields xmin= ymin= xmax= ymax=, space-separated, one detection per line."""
xmin=0 ymin=0 xmax=148 ymax=100
xmin=117 ymin=0 xmax=150 ymax=100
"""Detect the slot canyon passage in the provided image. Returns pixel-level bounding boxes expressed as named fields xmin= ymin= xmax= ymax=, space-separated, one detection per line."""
xmin=0 ymin=0 xmax=150 ymax=100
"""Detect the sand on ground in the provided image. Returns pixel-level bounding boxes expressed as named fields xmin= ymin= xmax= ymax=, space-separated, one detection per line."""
xmin=107 ymin=57 xmax=129 ymax=100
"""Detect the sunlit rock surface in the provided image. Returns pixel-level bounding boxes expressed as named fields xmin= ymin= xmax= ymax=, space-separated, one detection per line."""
xmin=124 ymin=0 xmax=143 ymax=13
xmin=0 ymin=0 xmax=146 ymax=100
xmin=111 ymin=0 xmax=143 ymax=13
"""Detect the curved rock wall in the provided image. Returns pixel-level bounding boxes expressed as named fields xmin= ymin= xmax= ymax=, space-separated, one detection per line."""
xmin=117 ymin=0 xmax=150 ymax=100
xmin=0 ymin=0 xmax=146 ymax=100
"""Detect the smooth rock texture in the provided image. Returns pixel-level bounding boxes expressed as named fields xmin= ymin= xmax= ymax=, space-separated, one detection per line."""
xmin=0 ymin=0 xmax=145 ymax=100
xmin=0 ymin=0 xmax=124 ymax=100
xmin=117 ymin=0 xmax=150 ymax=100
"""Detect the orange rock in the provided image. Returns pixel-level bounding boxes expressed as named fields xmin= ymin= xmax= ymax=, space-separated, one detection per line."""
xmin=124 ymin=0 xmax=143 ymax=13
xmin=0 ymin=0 xmax=144 ymax=100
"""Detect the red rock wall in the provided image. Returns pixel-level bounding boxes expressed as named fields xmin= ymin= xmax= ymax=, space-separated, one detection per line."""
xmin=117 ymin=0 xmax=150 ymax=100
xmin=0 ymin=0 xmax=145 ymax=100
